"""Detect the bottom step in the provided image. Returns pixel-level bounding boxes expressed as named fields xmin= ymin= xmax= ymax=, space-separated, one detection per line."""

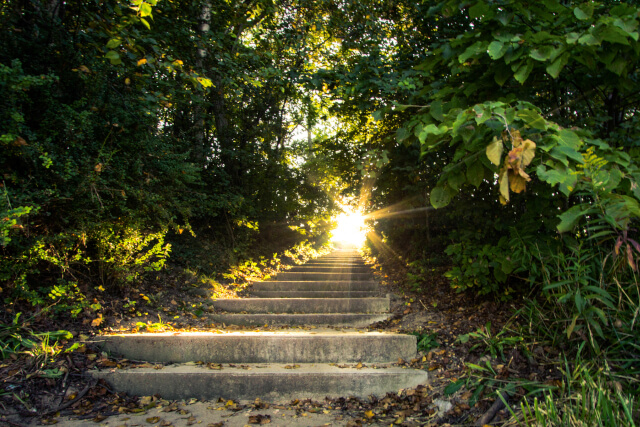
xmin=209 ymin=313 xmax=390 ymax=327
xmin=92 ymin=364 xmax=429 ymax=402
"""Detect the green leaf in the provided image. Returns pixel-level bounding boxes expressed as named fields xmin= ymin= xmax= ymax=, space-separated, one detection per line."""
xmin=552 ymin=146 xmax=584 ymax=164
xmin=397 ymin=127 xmax=411 ymax=142
xmin=574 ymin=4 xmax=593 ymax=20
xmin=140 ymin=2 xmax=153 ymax=17
xmin=554 ymin=129 xmax=582 ymax=150
xmin=529 ymin=46 xmax=553 ymax=62
xmin=106 ymin=38 xmax=122 ymax=49
xmin=466 ymin=162 xmax=485 ymax=188
xmin=567 ymin=315 xmax=578 ymax=338
xmin=469 ymin=1 xmax=489 ymax=19
xmin=448 ymin=171 xmax=466 ymax=191
xmin=457 ymin=334 xmax=470 ymax=344
xmin=486 ymin=136 xmax=503 ymax=166
xmin=599 ymin=25 xmax=631 ymax=45
xmin=494 ymin=65 xmax=512 ymax=86
xmin=566 ymin=32 xmax=580 ymax=44
xmin=473 ymin=104 xmax=491 ymax=125
xmin=606 ymin=57 xmax=627 ymax=75
xmin=430 ymin=100 xmax=444 ymax=121
xmin=444 ymin=379 xmax=465 ymax=395
xmin=459 ymin=41 xmax=487 ymax=63
xmin=140 ymin=17 xmax=151 ymax=30
xmin=546 ymin=52 xmax=570 ymax=78
xmin=487 ymin=41 xmax=507 ymax=60
xmin=517 ymin=109 xmax=547 ymax=130
xmin=578 ymin=33 xmax=600 ymax=46
xmin=430 ymin=186 xmax=454 ymax=208
xmin=105 ymin=50 xmax=122 ymax=65
xmin=557 ymin=204 xmax=590 ymax=233
xmin=105 ymin=51 xmax=120 ymax=60
xmin=513 ymin=60 xmax=533 ymax=84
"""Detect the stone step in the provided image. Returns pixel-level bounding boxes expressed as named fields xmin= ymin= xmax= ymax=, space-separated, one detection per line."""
xmin=315 ymin=256 xmax=363 ymax=261
xmin=209 ymin=313 xmax=390 ymax=327
xmin=275 ymin=272 xmax=372 ymax=281
xmin=92 ymin=363 xmax=429 ymax=402
xmin=252 ymin=281 xmax=378 ymax=292
xmin=303 ymin=261 xmax=366 ymax=266
xmin=288 ymin=266 xmax=371 ymax=273
xmin=99 ymin=332 xmax=416 ymax=364
xmin=251 ymin=290 xmax=378 ymax=298
xmin=212 ymin=297 xmax=389 ymax=313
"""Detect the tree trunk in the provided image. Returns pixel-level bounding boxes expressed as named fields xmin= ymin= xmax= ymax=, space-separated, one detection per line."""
xmin=193 ymin=1 xmax=211 ymax=165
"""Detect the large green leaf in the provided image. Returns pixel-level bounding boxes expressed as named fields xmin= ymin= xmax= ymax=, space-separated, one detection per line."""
xmin=557 ymin=204 xmax=591 ymax=233
xmin=536 ymin=164 xmax=577 ymax=196
xmin=513 ymin=60 xmax=534 ymax=84
xmin=494 ymin=65 xmax=512 ymax=86
xmin=546 ymin=52 xmax=570 ymax=78
xmin=448 ymin=171 xmax=466 ymax=191
xmin=554 ymin=129 xmax=582 ymax=150
xmin=466 ymin=161 xmax=485 ymax=188
xmin=517 ymin=109 xmax=547 ymax=130
xmin=430 ymin=100 xmax=444 ymax=121
xmin=529 ymin=46 xmax=553 ymax=62
xmin=578 ymin=33 xmax=600 ymax=46
xmin=487 ymin=41 xmax=507 ymax=60
xmin=574 ymin=4 xmax=594 ymax=20
xmin=459 ymin=41 xmax=488 ymax=63
xmin=430 ymin=186 xmax=454 ymax=208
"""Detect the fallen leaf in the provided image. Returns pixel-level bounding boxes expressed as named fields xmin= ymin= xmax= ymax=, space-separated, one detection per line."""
xmin=146 ymin=416 xmax=160 ymax=423
xmin=140 ymin=396 xmax=153 ymax=406
xmin=248 ymin=414 xmax=271 ymax=424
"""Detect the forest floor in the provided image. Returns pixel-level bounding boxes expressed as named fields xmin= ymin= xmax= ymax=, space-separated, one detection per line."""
xmin=0 ymin=257 xmax=561 ymax=426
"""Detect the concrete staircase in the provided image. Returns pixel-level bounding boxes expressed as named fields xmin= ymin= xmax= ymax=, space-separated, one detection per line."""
xmin=92 ymin=248 xmax=428 ymax=402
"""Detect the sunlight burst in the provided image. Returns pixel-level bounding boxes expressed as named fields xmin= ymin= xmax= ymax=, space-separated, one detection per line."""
xmin=331 ymin=209 xmax=367 ymax=247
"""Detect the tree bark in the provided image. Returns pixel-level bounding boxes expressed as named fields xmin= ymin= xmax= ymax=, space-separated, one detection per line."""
xmin=193 ymin=1 xmax=211 ymax=165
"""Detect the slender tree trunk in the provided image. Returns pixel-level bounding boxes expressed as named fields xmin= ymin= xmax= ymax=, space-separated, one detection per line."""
xmin=194 ymin=1 xmax=211 ymax=165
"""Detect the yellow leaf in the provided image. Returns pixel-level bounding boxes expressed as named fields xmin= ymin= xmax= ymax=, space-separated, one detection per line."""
xmin=172 ymin=59 xmax=183 ymax=66
xmin=91 ymin=316 xmax=103 ymax=327
xmin=521 ymin=139 xmax=536 ymax=166
xmin=486 ymin=136 xmax=503 ymax=166
xmin=146 ymin=416 xmax=160 ymax=423
xmin=511 ymin=129 xmax=523 ymax=147
xmin=197 ymin=77 xmax=213 ymax=88
xmin=509 ymin=171 xmax=528 ymax=193
xmin=137 ymin=58 xmax=148 ymax=66
xmin=498 ymin=168 xmax=510 ymax=203
xmin=94 ymin=163 xmax=102 ymax=172
xmin=125 ymin=77 xmax=131 ymax=85
xmin=364 ymin=410 xmax=375 ymax=418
